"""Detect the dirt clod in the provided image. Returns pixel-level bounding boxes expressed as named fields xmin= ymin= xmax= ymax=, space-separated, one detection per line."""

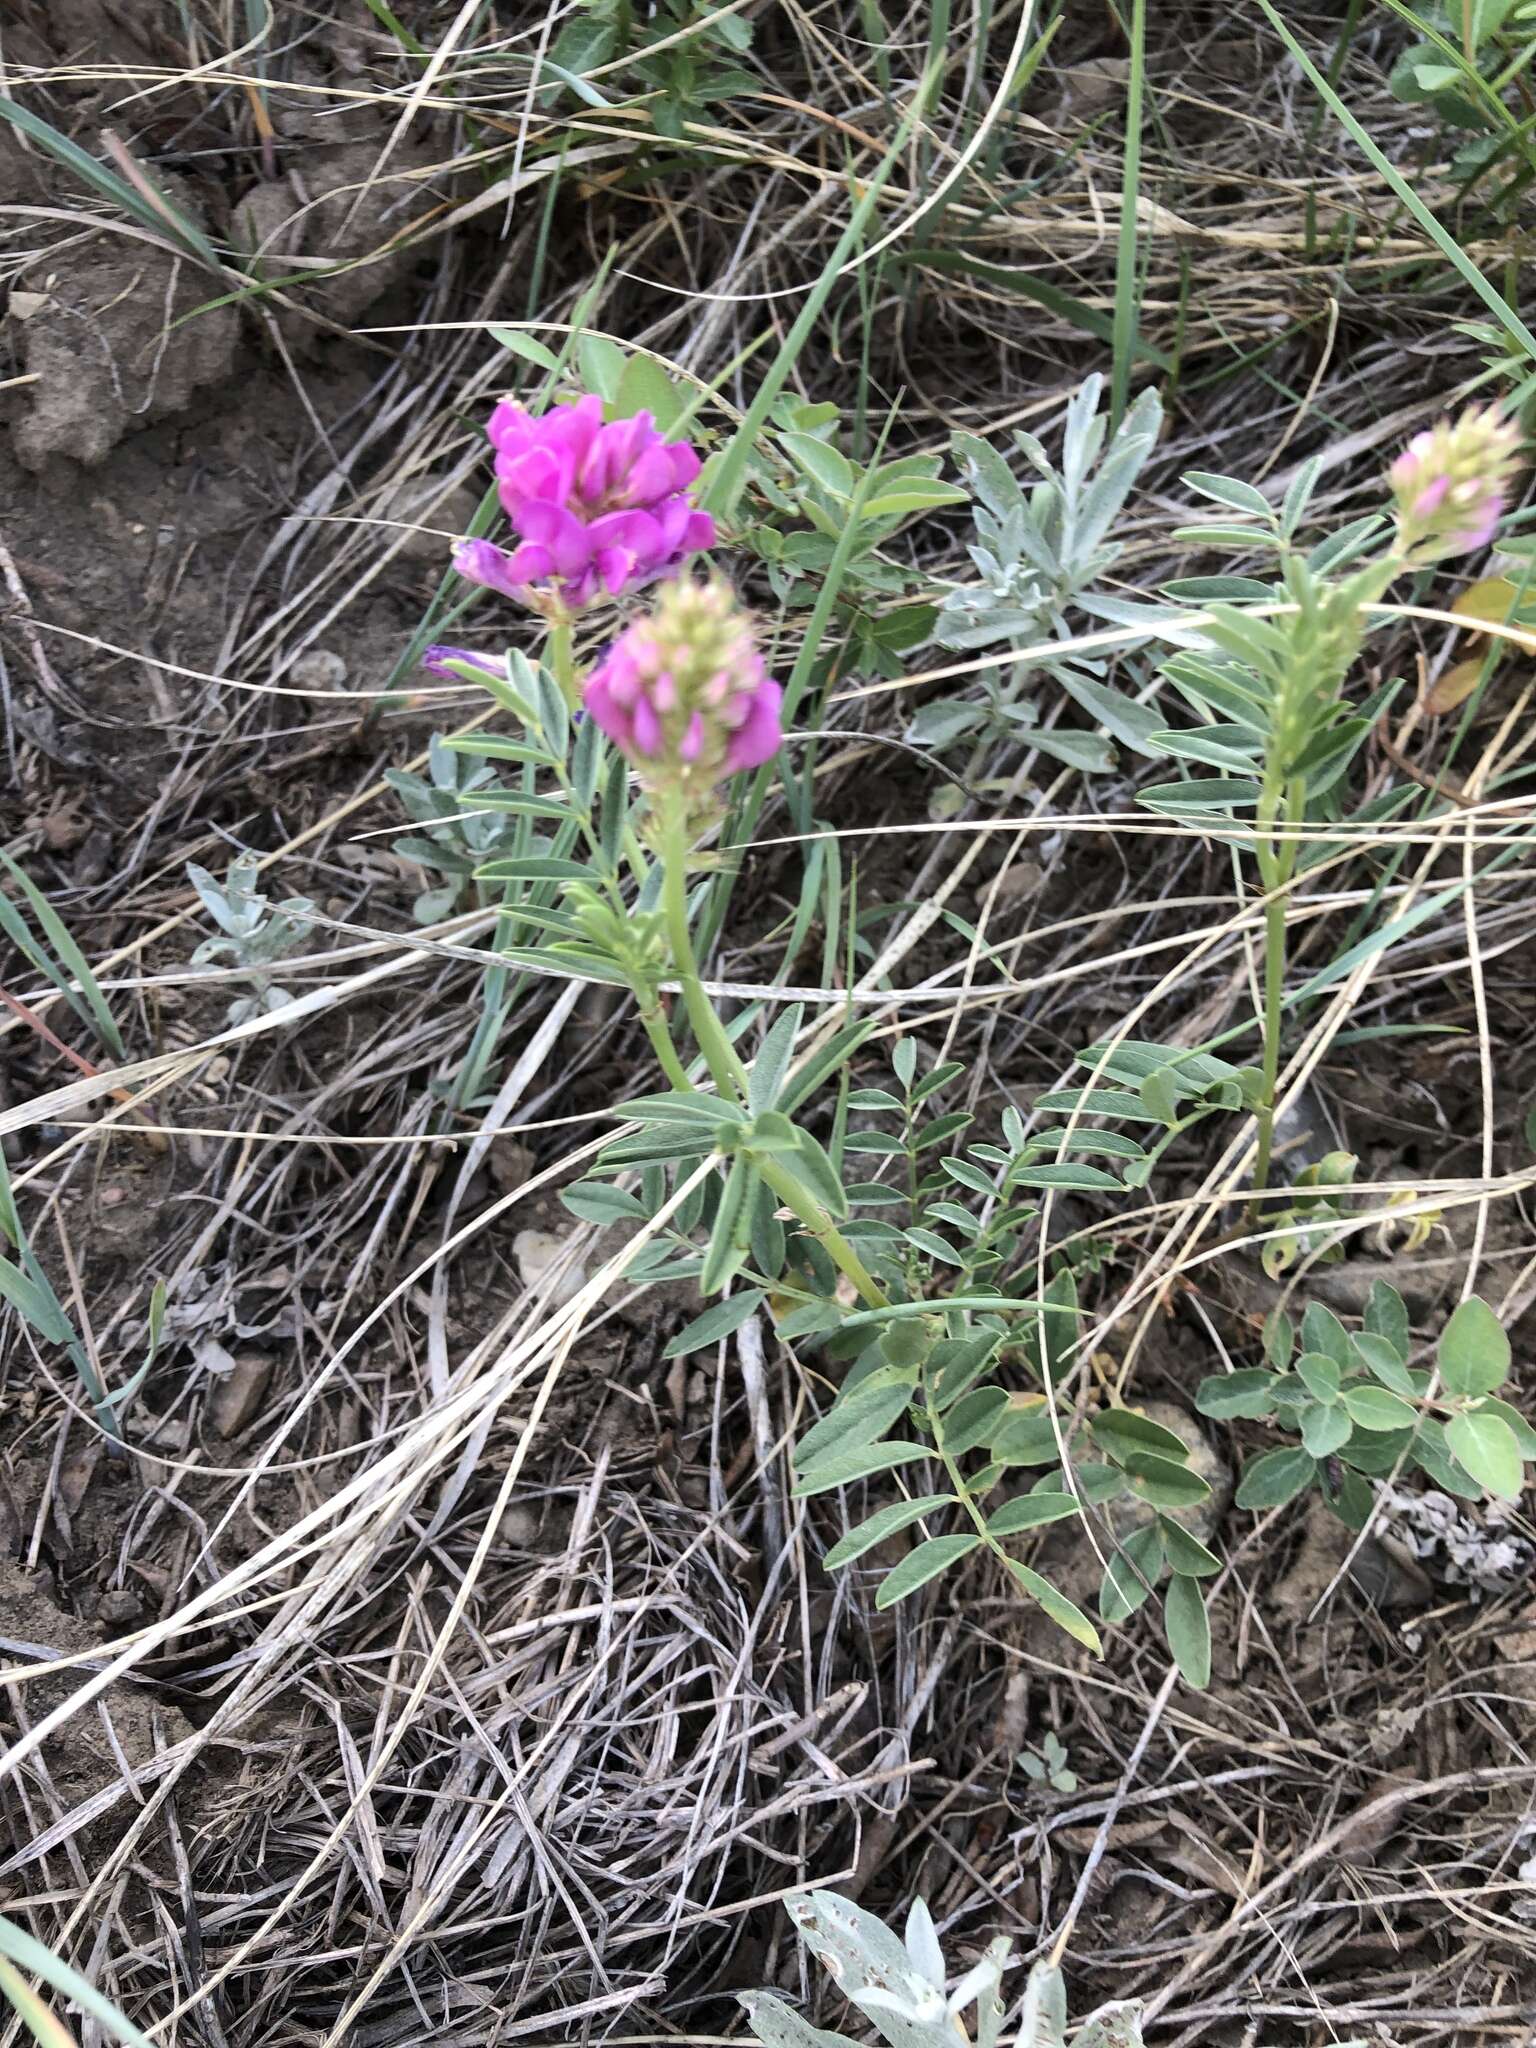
xmin=11 ymin=180 xmax=238 ymax=471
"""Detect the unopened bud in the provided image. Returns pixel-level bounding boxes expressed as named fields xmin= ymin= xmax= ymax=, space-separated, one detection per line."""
xmin=1389 ymin=405 xmax=1520 ymax=562
xmin=582 ymin=577 xmax=783 ymax=790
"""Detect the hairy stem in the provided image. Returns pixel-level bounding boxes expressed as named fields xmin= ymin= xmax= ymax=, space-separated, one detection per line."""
xmin=659 ymin=803 xmax=751 ymax=1102
xmin=1249 ymin=778 xmax=1303 ymax=1210
xmin=657 ymin=794 xmax=886 ymax=1308
xmin=547 ymin=618 xmax=577 ymax=710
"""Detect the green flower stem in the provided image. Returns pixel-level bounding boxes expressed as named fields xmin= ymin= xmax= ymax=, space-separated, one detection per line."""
xmin=930 ymin=1383 xmax=1019 ymax=1573
xmin=655 ymin=792 xmax=887 ymax=1310
xmin=659 ymin=800 xmax=752 ymax=1104
xmin=751 ymin=1153 xmax=888 ymax=1309
xmin=547 ymin=618 xmax=577 ymax=710
xmin=1249 ymin=775 xmax=1304 ymax=1208
xmin=637 ymin=1000 xmax=695 ymax=1094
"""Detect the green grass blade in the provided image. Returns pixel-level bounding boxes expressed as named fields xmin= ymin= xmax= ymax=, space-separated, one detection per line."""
xmin=909 ymin=248 xmax=1172 ymax=368
xmin=1256 ymin=0 xmax=1536 ymax=365
xmin=1110 ymin=0 xmax=1148 ymax=430
xmin=0 ymin=852 xmax=124 ymax=1057
xmin=359 ymin=0 xmax=427 ymax=53
xmin=0 ymin=100 xmax=222 ymax=271
xmin=0 ymin=1920 xmax=155 ymax=2048
xmin=700 ymin=76 xmax=934 ymax=522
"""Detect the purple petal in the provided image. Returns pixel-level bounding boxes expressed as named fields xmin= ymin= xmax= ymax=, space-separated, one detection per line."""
xmin=583 ymin=669 xmax=632 ymax=751
xmin=632 ymin=696 xmax=663 ymax=756
xmin=517 ymin=501 xmax=593 ymax=576
xmin=422 ymin=643 xmax=501 ymax=681
xmin=724 ymin=681 xmax=783 ymax=773
xmin=452 ymin=539 xmax=527 ymax=600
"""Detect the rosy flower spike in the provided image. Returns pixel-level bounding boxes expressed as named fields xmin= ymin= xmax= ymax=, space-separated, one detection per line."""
xmin=1389 ymin=404 xmax=1521 ymax=563
xmin=453 ymin=392 xmax=716 ymax=620
xmin=583 ymin=577 xmax=783 ymax=792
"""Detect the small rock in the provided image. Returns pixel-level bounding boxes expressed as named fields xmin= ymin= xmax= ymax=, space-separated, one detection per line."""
xmin=488 ymin=1138 xmax=534 ymax=1194
xmin=495 ymin=1504 xmax=540 ymax=1548
xmin=11 ymin=175 xmax=237 ymax=470
xmin=513 ymin=1227 xmax=588 ymax=1307
xmin=991 ymin=859 xmax=1044 ymax=905
xmin=39 ymin=802 xmax=87 ymax=851
xmin=1271 ymin=1498 xmax=1431 ymax=1621
xmin=96 ymin=1588 xmax=143 ymax=1630
xmin=291 ymin=649 xmax=348 ymax=690
xmin=207 ymin=1352 xmax=274 ymax=1438
xmin=1309 ymin=1254 xmax=1448 ymax=1320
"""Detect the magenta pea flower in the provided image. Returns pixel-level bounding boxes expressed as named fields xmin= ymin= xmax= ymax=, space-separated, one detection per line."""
xmin=452 ymin=393 xmax=715 ymax=620
xmin=583 ymin=576 xmax=783 ymax=789
xmin=421 ymin=644 xmax=503 ymax=683
xmin=1389 ymin=405 xmax=1521 ymax=563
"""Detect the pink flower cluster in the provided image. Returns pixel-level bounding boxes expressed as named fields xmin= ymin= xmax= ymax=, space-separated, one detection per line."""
xmin=584 ymin=576 xmax=782 ymax=787
xmin=1389 ymin=405 xmax=1521 ymax=562
xmin=453 ymin=394 xmax=715 ymax=618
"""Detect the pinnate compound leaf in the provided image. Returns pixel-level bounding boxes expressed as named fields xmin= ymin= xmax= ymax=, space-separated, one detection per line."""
xmin=1159 ymin=1520 xmax=1220 ymax=1577
xmin=792 ymin=1380 xmax=916 ymax=1470
xmin=1364 ymin=1280 xmax=1411 ymax=1360
xmin=1099 ymin=1524 xmax=1164 ymax=1623
xmin=1235 ymin=1445 xmax=1315 ymax=1509
xmin=1007 ymin=1559 xmax=1102 ymax=1652
xmin=1300 ymin=1402 xmax=1352 ymax=1458
xmin=1124 ymin=1450 xmax=1211 ymax=1510
xmin=1481 ymin=1396 xmax=1536 ymax=1457
xmin=1445 ymin=1411 xmax=1524 ymax=1500
xmin=792 ymin=1442 xmax=933 ymax=1497
xmin=663 ymin=1290 xmax=764 ymax=1358
xmin=1439 ymin=1295 xmax=1511 ymax=1397
xmin=1342 ymin=1384 xmax=1417 ymax=1433
xmin=1091 ymin=1409 xmax=1191 ymax=1462
xmin=1164 ymin=1573 xmax=1212 ymax=1688
xmin=823 ymin=1495 xmax=955 ymax=1568
xmin=560 ymin=1181 xmax=647 ymax=1225
xmin=986 ymin=1492 xmax=1080 ymax=1535
xmin=1196 ymin=1370 xmax=1278 ymax=1420
xmin=875 ymin=1533 xmax=980 ymax=1607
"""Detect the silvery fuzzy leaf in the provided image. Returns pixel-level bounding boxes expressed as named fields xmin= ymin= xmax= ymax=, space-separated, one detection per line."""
xmin=935 ymin=605 xmax=1052 ymax=650
xmin=1059 ymin=380 xmax=1108 ymax=495
xmin=945 ymin=1953 xmax=1004 ymax=2018
xmin=187 ymin=861 xmax=262 ymax=939
xmin=906 ymin=699 xmax=987 ymax=747
xmin=1075 ymin=2001 xmax=1145 ymax=2048
xmin=783 ymin=1892 xmax=958 ymax=2048
xmin=952 ymin=431 xmax=1022 ymax=520
xmin=903 ymin=1898 xmax=945 ymax=1991
xmin=1073 ymin=390 xmax=1162 ymax=560
xmin=972 ymin=1937 xmax=1013 ymax=2048
xmin=737 ymin=1992 xmax=856 ymax=2048
xmin=1018 ymin=1960 xmax=1069 ymax=2048
xmin=1013 ymin=427 xmax=1053 ymax=479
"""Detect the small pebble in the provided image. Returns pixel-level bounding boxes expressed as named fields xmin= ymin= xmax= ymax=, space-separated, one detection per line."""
xmin=208 ymin=1352 xmax=274 ymax=1438
xmin=291 ymin=649 xmax=348 ymax=689
xmin=513 ymin=1226 xmax=587 ymax=1307
xmin=97 ymin=1588 xmax=143 ymax=1629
